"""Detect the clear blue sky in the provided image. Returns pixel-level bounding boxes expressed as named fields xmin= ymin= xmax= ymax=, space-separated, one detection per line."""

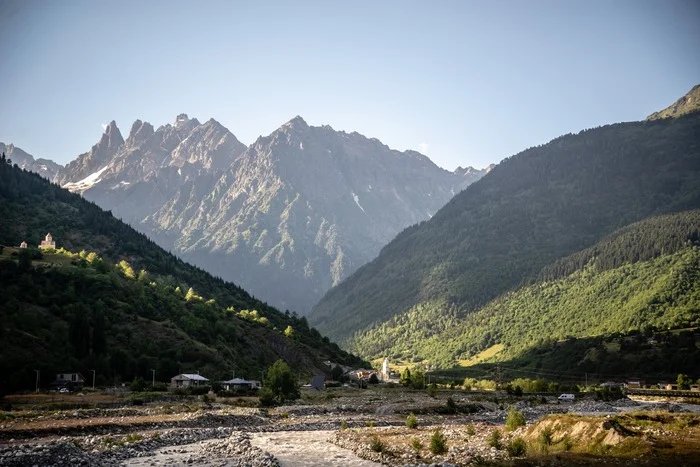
xmin=1 ymin=0 xmax=698 ymax=170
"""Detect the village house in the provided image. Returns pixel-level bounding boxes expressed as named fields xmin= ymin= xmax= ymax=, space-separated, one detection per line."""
xmin=49 ymin=372 xmax=85 ymax=390
xmin=352 ymin=369 xmax=376 ymax=381
xmin=19 ymin=241 xmax=27 ymax=248
xmin=170 ymin=373 xmax=209 ymax=388
xmin=39 ymin=233 xmax=56 ymax=249
xmin=626 ymin=378 xmax=645 ymax=389
xmin=220 ymin=378 xmax=260 ymax=391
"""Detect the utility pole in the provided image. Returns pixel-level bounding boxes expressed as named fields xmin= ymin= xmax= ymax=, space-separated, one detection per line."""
xmin=496 ymin=364 xmax=501 ymax=389
xmin=232 ymin=369 xmax=235 ymax=380
xmin=34 ymin=369 xmax=40 ymax=393
xmin=150 ymin=369 xmax=156 ymax=387
xmin=585 ymin=373 xmax=588 ymax=388
xmin=90 ymin=369 xmax=96 ymax=390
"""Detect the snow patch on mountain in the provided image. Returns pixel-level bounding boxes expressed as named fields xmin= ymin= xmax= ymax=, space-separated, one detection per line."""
xmin=351 ymin=192 xmax=366 ymax=213
xmin=63 ymin=166 xmax=110 ymax=192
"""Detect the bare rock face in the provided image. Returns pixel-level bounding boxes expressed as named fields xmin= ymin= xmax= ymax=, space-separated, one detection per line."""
xmin=28 ymin=115 xmax=487 ymax=314
xmin=142 ymin=116 xmax=480 ymax=314
xmin=0 ymin=142 xmax=61 ymax=180
xmin=55 ymin=121 xmax=124 ymax=186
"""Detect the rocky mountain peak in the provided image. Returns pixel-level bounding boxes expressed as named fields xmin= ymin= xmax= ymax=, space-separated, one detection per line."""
xmin=282 ymin=115 xmax=309 ymax=131
xmin=173 ymin=113 xmax=200 ymax=129
xmin=127 ymin=119 xmax=155 ymax=145
xmin=204 ymin=117 xmax=224 ymax=129
xmin=99 ymin=121 xmax=124 ymax=151
xmin=0 ymin=142 xmax=62 ymax=180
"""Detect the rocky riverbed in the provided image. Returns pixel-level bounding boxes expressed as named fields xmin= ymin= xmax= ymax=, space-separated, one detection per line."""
xmin=0 ymin=389 xmax=697 ymax=466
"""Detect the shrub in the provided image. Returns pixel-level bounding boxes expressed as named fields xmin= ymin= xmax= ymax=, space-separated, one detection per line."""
xmin=506 ymin=436 xmax=526 ymax=457
xmin=488 ymin=429 xmax=503 ymax=449
xmin=466 ymin=423 xmax=476 ymax=436
xmin=124 ymin=433 xmax=143 ymax=443
xmin=258 ymin=387 xmax=276 ymax=407
xmin=505 ymin=407 xmax=526 ymax=431
xmin=340 ymin=420 xmax=348 ymax=430
xmin=562 ymin=435 xmax=573 ymax=451
xmin=130 ymin=377 xmax=146 ymax=392
xmin=427 ymin=383 xmax=437 ymax=397
xmin=429 ymin=428 xmax=447 ymax=455
xmin=152 ymin=382 xmax=168 ymax=392
xmin=264 ymin=360 xmax=300 ymax=402
xmin=539 ymin=426 xmax=554 ymax=454
xmin=595 ymin=386 xmax=623 ymax=401
xmin=365 ymin=420 xmax=376 ymax=427
xmin=410 ymin=437 xmax=423 ymax=451
xmin=406 ymin=412 xmax=418 ymax=429
xmin=369 ymin=434 xmax=384 ymax=453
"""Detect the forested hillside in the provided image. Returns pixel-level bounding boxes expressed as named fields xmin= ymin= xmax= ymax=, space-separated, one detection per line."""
xmin=349 ymin=211 xmax=700 ymax=372
xmin=0 ymin=159 xmax=365 ymax=392
xmin=310 ymin=112 xmax=700 ymax=348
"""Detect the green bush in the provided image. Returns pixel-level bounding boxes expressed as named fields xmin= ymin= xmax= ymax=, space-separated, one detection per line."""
xmin=340 ymin=420 xmax=348 ymax=430
xmin=539 ymin=426 xmax=554 ymax=454
xmin=130 ymin=376 xmax=146 ymax=392
xmin=505 ymin=407 xmax=526 ymax=431
xmin=562 ymin=435 xmax=573 ymax=451
xmin=488 ymin=429 xmax=503 ymax=449
xmin=595 ymin=387 xmax=623 ymax=401
xmin=189 ymin=386 xmax=211 ymax=395
xmin=264 ymin=360 xmax=300 ymax=402
xmin=369 ymin=434 xmax=384 ymax=453
xmin=410 ymin=437 xmax=423 ymax=451
xmin=429 ymin=428 xmax=447 ymax=455
xmin=151 ymin=382 xmax=168 ymax=392
xmin=466 ymin=422 xmax=476 ymax=436
xmin=406 ymin=412 xmax=418 ymax=429
xmin=258 ymin=387 xmax=276 ymax=407
xmin=506 ymin=436 xmax=526 ymax=457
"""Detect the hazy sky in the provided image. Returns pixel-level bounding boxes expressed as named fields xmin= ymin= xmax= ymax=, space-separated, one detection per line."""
xmin=0 ymin=0 xmax=698 ymax=170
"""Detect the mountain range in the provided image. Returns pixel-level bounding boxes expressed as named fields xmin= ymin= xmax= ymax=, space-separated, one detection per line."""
xmin=309 ymin=86 xmax=700 ymax=372
xmin=1 ymin=117 xmax=489 ymax=314
xmin=0 ymin=159 xmax=365 ymax=391
xmin=4 ymin=84 xmax=698 ymax=380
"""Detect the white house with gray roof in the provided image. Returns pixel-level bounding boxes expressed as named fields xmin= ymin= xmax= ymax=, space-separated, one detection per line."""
xmin=170 ymin=373 xmax=209 ymax=388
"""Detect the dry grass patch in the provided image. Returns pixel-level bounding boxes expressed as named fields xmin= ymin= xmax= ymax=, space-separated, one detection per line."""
xmin=522 ymin=412 xmax=700 ymax=463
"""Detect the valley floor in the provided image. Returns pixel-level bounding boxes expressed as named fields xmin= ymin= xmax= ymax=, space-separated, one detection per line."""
xmin=0 ymin=389 xmax=698 ymax=466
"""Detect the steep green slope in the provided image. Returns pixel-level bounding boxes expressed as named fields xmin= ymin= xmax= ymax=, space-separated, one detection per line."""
xmin=310 ymin=113 xmax=700 ymax=346
xmin=647 ymin=84 xmax=700 ymax=121
xmin=0 ymin=159 xmax=365 ymax=392
xmin=350 ymin=211 xmax=700 ymax=368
